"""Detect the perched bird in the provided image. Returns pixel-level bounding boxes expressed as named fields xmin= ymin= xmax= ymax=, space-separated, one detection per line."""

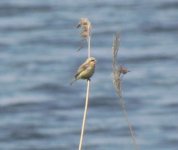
xmin=70 ymin=57 xmax=96 ymax=85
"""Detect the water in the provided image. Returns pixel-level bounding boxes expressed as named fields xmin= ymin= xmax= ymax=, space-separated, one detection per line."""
xmin=0 ymin=0 xmax=178 ymax=149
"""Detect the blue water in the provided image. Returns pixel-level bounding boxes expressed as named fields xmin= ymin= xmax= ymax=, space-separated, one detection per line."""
xmin=0 ymin=0 xmax=178 ymax=150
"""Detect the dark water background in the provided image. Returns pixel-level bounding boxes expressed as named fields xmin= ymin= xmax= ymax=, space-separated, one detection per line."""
xmin=0 ymin=0 xmax=178 ymax=150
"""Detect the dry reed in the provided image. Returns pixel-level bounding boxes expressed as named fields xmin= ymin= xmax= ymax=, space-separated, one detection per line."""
xmin=112 ymin=33 xmax=139 ymax=150
xmin=77 ymin=18 xmax=92 ymax=54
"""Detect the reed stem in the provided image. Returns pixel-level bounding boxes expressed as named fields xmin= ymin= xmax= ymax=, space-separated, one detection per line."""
xmin=79 ymin=34 xmax=91 ymax=150
xmin=78 ymin=80 xmax=90 ymax=150
xmin=87 ymin=36 xmax=91 ymax=58
xmin=112 ymin=33 xmax=139 ymax=150
xmin=118 ymin=88 xmax=139 ymax=150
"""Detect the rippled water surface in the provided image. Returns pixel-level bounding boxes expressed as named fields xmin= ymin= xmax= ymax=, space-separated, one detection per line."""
xmin=0 ymin=0 xmax=178 ymax=150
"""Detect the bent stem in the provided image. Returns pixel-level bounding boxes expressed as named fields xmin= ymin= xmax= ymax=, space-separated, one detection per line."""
xmin=118 ymin=85 xmax=139 ymax=150
xmin=79 ymin=80 xmax=90 ymax=150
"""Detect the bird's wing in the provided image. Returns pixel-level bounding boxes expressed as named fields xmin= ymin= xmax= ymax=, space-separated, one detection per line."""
xmin=75 ymin=62 xmax=89 ymax=78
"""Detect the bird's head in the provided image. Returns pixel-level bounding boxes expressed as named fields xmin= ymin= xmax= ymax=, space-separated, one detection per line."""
xmin=87 ymin=57 xmax=96 ymax=65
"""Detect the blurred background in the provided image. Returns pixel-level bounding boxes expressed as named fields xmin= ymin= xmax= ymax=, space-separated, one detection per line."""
xmin=0 ymin=0 xmax=178 ymax=150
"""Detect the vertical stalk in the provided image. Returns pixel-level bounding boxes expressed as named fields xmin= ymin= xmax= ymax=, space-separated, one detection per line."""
xmin=112 ymin=33 xmax=139 ymax=150
xmin=79 ymin=35 xmax=91 ymax=150
xmin=78 ymin=80 xmax=90 ymax=150
xmin=87 ymin=36 xmax=91 ymax=58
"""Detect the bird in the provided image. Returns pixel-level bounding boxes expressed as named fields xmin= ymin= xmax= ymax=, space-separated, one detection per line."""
xmin=70 ymin=57 xmax=96 ymax=85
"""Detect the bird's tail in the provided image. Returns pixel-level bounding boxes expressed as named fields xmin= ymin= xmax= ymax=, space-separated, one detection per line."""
xmin=70 ymin=78 xmax=77 ymax=85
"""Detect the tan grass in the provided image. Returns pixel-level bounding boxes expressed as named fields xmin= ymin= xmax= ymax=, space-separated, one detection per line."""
xmin=77 ymin=18 xmax=92 ymax=56
xmin=112 ymin=33 xmax=139 ymax=150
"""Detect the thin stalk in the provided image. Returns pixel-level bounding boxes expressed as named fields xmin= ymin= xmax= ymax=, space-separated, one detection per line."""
xmin=87 ymin=36 xmax=91 ymax=58
xmin=112 ymin=33 xmax=139 ymax=150
xmin=118 ymin=85 xmax=139 ymax=150
xmin=78 ymin=80 xmax=90 ymax=150
xmin=79 ymin=35 xmax=91 ymax=150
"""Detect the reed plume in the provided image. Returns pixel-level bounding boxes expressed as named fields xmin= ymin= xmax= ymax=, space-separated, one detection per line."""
xmin=77 ymin=18 xmax=91 ymax=39
xmin=77 ymin=18 xmax=92 ymax=56
xmin=112 ymin=33 xmax=139 ymax=150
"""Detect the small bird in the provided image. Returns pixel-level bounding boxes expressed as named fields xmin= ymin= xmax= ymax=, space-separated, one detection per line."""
xmin=70 ymin=57 xmax=96 ymax=85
